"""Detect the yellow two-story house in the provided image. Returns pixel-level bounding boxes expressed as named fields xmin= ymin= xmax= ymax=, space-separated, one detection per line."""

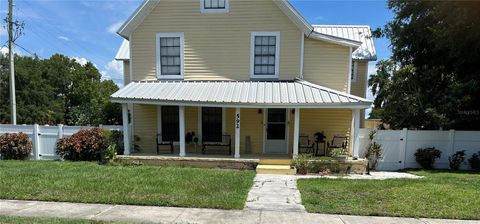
xmin=112 ymin=0 xmax=376 ymax=160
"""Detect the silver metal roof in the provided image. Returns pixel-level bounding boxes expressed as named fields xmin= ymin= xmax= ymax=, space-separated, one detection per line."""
xmin=313 ymin=25 xmax=377 ymax=61
xmin=111 ymin=79 xmax=371 ymax=109
xmin=115 ymin=40 xmax=129 ymax=61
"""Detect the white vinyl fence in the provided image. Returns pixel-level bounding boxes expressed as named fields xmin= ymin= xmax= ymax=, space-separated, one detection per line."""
xmin=0 ymin=124 xmax=122 ymax=160
xmin=358 ymin=128 xmax=480 ymax=170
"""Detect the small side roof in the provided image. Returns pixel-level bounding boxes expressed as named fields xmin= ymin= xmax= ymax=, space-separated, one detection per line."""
xmin=117 ymin=0 xmax=362 ymax=48
xmin=313 ymin=25 xmax=377 ymax=61
xmin=115 ymin=40 xmax=130 ymax=61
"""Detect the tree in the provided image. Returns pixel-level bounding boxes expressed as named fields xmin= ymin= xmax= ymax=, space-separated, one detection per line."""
xmin=370 ymin=0 xmax=480 ymax=130
xmin=0 ymin=53 xmax=121 ymax=125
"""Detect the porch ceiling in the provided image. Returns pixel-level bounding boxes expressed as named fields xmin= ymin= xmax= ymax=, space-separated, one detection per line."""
xmin=111 ymin=78 xmax=372 ymax=109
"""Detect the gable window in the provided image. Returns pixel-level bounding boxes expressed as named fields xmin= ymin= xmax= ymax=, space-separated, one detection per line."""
xmin=161 ymin=106 xmax=180 ymax=142
xmin=351 ymin=60 xmax=358 ymax=82
xmin=250 ymin=32 xmax=280 ymax=79
xmin=156 ymin=33 xmax=184 ymax=79
xmin=201 ymin=0 xmax=229 ymax=13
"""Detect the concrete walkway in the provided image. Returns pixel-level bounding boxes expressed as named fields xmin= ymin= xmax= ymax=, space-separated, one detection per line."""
xmin=246 ymin=174 xmax=305 ymax=212
xmin=1 ymin=200 xmax=479 ymax=224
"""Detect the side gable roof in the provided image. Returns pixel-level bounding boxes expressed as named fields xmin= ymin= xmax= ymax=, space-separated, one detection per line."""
xmin=117 ymin=0 xmax=361 ymax=48
xmin=313 ymin=25 xmax=377 ymax=61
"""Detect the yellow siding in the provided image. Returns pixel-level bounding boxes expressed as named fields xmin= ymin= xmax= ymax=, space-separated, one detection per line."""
xmin=298 ymin=109 xmax=352 ymax=155
xmin=350 ymin=61 xmax=368 ymax=127
xmin=303 ymin=38 xmax=350 ymax=92
xmin=123 ymin=61 xmax=130 ymax=85
xmin=133 ymin=106 xmax=198 ymax=153
xmin=131 ymin=0 xmax=301 ymax=81
xmin=133 ymin=104 xmax=157 ymax=152
xmin=351 ymin=61 xmax=368 ymax=98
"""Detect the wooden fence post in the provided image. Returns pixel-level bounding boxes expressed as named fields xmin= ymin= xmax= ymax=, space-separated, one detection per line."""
xmin=33 ymin=124 xmax=40 ymax=160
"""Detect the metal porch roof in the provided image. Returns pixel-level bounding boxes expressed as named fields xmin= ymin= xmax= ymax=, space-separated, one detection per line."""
xmin=111 ymin=79 xmax=371 ymax=109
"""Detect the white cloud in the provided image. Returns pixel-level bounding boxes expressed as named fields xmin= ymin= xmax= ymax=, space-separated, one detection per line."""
xmin=0 ymin=26 xmax=6 ymax=36
xmin=0 ymin=46 xmax=8 ymax=55
xmin=71 ymin=56 xmax=89 ymax=66
xmin=107 ymin=21 xmax=123 ymax=34
xmin=57 ymin=36 xmax=71 ymax=41
xmin=101 ymin=59 xmax=123 ymax=86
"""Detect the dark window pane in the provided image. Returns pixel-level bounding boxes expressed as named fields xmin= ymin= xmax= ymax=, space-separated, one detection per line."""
xmin=267 ymin=124 xmax=286 ymax=140
xmin=254 ymin=35 xmax=276 ymax=75
xmin=268 ymin=109 xmax=286 ymax=122
xmin=159 ymin=37 xmax=181 ymax=75
xmin=204 ymin=0 xmax=226 ymax=9
xmin=161 ymin=106 xmax=179 ymax=142
xmin=202 ymin=107 xmax=222 ymax=142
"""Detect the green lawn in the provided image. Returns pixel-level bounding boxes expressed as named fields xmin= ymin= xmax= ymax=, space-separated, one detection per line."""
xmin=297 ymin=170 xmax=480 ymax=220
xmin=0 ymin=216 xmax=116 ymax=224
xmin=0 ymin=161 xmax=255 ymax=209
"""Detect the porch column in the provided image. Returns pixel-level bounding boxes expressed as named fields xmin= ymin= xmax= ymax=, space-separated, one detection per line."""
xmin=351 ymin=109 xmax=361 ymax=158
xmin=293 ymin=107 xmax=300 ymax=158
xmin=122 ymin=104 xmax=131 ymax=155
xmin=234 ymin=108 xmax=240 ymax=158
xmin=179 ymin=106 xmax=186 ymax=157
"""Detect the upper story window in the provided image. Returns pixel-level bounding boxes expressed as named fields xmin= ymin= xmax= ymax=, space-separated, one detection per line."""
xmin=156 ymin=33 xmax=184 ymax=79
xmin=351 ymin=60 xmax=358 ymax=82
xmin=201 ymin=0 xmax=229 ymax=13
xmin=250 ymin=32 xmax=280 ymax=79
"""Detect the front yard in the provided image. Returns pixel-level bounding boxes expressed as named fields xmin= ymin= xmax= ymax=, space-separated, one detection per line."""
xmin=0 ymin=161 xmax=255 ymax=209
xmin=297 ymin=170 xmax=480 ymax=220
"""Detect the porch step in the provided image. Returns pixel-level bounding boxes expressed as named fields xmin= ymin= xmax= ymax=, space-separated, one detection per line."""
xmin=256 ymin=165 xmax=296 ymax=175
xmin=258 ymin=159 xmax=292 ymax=165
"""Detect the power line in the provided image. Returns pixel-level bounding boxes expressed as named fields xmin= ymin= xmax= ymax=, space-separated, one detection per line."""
xmin=14 ymin=42 xmax=39 ymax=58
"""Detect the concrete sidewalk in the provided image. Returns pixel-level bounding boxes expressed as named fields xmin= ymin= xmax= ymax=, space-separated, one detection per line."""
xmin=1 ymin=200 xmax=479 ymax=224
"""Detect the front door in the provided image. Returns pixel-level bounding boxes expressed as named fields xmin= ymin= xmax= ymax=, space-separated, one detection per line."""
xmin=265 ymin=109 xmax=288 ymax=154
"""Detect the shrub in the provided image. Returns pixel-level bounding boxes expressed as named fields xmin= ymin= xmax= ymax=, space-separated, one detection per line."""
xmin=56 ymin=128 xmax=111 ymax=161
xmin=468 ymin=152 xmax=480 ymax=171
xmin=414 ymin=147 xmax=442 ymax=169
xmin=109 ymin=130 xmax=124 ymax=155
xmin=330 ymin=148 xmax=345 ymax=157
xmin=365 ymin=130 xmax=382 ymax=170
xmin=101 ymin=144 xmax=117 ymax=163
xmin=0 ymin=132 xmax=33 ymax=160
xmin=292 ymin=154 xmax=312 ymax=174
xmin=448 ymin=150 xmax=466 ymax=170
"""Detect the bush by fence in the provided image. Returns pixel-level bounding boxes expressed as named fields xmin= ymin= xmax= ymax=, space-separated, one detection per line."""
xmin=0 ymin=132 xmax=33 ymax=160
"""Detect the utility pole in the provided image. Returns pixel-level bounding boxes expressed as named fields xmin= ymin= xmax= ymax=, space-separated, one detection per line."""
xmin=8 ymin=0 xmax=17 ymax=124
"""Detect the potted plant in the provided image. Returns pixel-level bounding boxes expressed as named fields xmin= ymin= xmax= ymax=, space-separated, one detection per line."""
xmin=292 ymin=154 xmax=311 ymax=175
xmin=330 ymin=147 xmax=347 ymax=161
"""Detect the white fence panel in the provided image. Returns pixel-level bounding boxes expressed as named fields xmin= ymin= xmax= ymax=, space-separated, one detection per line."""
xmin=0 ymin=124 xmax=122 ymax=160
xmin=375 ymin=130 xmax=403 ymax=171
xmin=360 ymin=128 xmax=480 ymax=171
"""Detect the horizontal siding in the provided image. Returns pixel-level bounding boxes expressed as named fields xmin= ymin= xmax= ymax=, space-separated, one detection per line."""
xmin=123 ymin=61 xmax=130 ymax=85
xmin=133 ymin=104 xmax=157 ymax=152
xmin=351 ymin=61 xmax=368 ymax=98
xmin=299 ymin=108 xmax=352 ymax=155
xmin=132 ymin=0 xmax=301 ymax=81
xmin=303 ymin=39 xmax=350 ymax=92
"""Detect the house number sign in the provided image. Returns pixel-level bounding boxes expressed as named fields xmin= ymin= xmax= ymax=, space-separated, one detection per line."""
xmin=235 ymin=113 xmax=240 ymax=129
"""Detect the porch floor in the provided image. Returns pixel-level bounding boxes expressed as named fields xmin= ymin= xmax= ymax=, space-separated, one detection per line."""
xmin=121 ymin=152 xmax=292 ymax=161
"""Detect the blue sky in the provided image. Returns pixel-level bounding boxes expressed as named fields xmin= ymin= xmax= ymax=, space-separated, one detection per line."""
xmin=0 ymin=0 xmax=393 ymax=90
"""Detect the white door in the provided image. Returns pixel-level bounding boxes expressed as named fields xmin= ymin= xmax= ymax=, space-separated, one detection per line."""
xmin=264 ymin=109 xmax=288 ymax=154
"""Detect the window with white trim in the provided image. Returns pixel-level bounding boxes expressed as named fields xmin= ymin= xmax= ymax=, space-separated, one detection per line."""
xmin=201 ymin=0 xmax=229 ymax=13
xmin=156 ymin=33 xmax=184 ymax=79
xmin=351 ymin=60 xmax=358 ymax=82
xmin=250 ymin=32 xmax=280 ymax=79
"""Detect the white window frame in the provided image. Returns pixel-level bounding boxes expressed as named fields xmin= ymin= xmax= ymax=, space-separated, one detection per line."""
xmin=250 ymin=32 xmax=280 ymax=80
xmin=351 ymin=60 xmax=358 ymax=82
xmin=156 ymin=32 xmax=185 ymax=80
xmin=200 ymin=0 xmax=229 ymax=13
